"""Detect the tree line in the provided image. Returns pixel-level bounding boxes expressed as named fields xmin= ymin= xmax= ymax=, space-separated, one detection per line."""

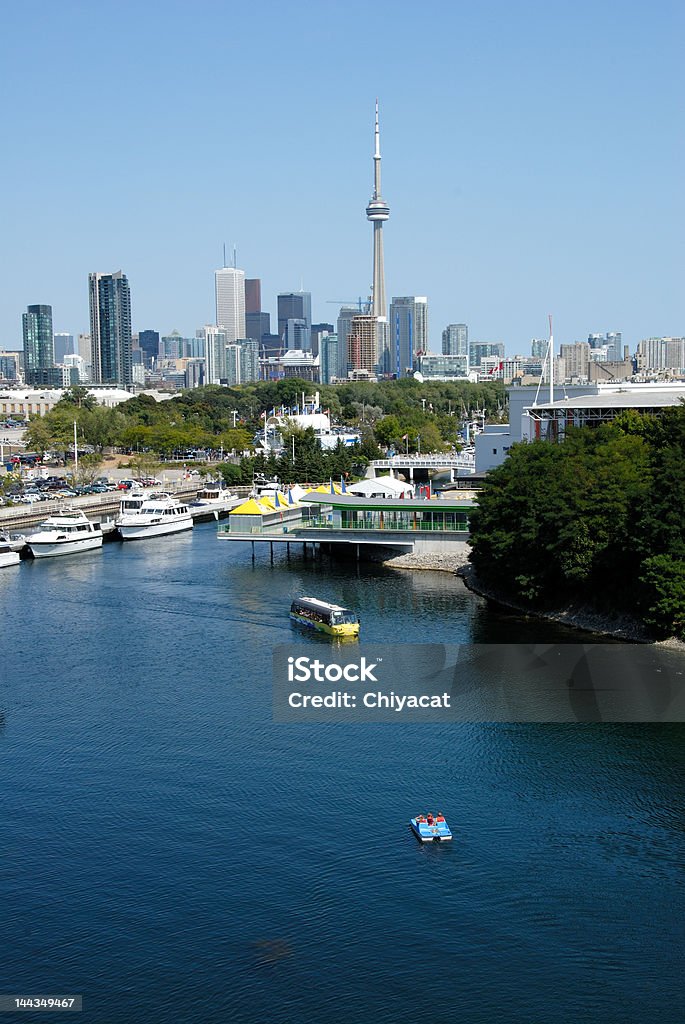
xmin=469 ymin=405 xmax=685 ymax=639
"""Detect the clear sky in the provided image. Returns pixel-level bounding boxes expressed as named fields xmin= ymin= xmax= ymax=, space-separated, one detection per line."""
xmin=1 ymin=0 xmax=682 ymax=355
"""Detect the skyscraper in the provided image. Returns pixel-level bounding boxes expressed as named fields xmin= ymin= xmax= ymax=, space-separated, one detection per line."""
xmin=277 ymin=292 xmax=311 ymax=350
xmin=442 ymin=324 xmax=468 ymax=360
xmin=336 ymin=305 xmax=360 ymax=380
xmin=54 ymin=332 xmax=74 ymax=364
xmin=366 ymin=100 xmax=389 ymax=318
xmin=215 ymin=267 xmax=246 ymax=342
xmin=320 ymin=334 xmax=339 ymax=384
xmin=245 ymin=279 xmax=261 ymax=315
xmin=198 ymin=325 xmax=228 ymax=384
xmin=469 ymin=342 xmax=505 ymax=368
xmin=139 ymin=330 xmax=160 ymax=367
xmin=22 ymin=304 xmax=55 ymax=385
xmin=347 ymin=315 xmax=378 ymax=375
xmin=389 ymin=297 xmax=428 ymax=378
xmin=88 ymin=271 xmax=133 ymax=388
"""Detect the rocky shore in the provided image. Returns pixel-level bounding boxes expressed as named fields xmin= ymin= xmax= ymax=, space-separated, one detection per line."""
xmin=457 ymin=563 xmax=654 ymax=641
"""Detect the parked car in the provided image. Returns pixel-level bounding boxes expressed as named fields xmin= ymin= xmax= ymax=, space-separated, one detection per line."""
xmin=117 ymin=479 xmax=136 ymax=491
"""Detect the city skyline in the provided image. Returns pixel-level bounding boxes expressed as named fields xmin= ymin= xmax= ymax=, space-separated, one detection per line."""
xmin=1 ymin=2 xmax=682 ymax=354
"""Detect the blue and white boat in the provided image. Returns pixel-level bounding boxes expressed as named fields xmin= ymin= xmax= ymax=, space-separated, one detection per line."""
xmin=410 ymin=813 xmax=452 ymax=842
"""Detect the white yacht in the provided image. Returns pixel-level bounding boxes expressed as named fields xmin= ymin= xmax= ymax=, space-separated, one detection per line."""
xmin=27 ymin=510 xmax=103 ymax=559
xmin=0 ymin=540 xmax=20 ymax=568
xmin=116 ymin=491 xmax=193 ymax=540
xmin=0 ymin=531 xmax=27 ymax=553
xmin=189 ymin=482 xmax=241 ymax=520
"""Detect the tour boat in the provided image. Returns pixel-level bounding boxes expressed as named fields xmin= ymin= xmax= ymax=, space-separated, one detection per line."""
xmin=0 ymin=541 xmax=21 ymax=568
xmin=27 ymin=510 xmax=103 ymax=559
xmin=410 ymin=813 xmax=452 ymax=842
xmin=116 ymin=491 xmax=193 ymax=540
xmin=289 ymin=597 xmax=360 ymax=637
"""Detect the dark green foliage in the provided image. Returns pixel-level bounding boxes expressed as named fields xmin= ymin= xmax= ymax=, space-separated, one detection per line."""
xmin=469 ymin=404 xmax=685 ymax=639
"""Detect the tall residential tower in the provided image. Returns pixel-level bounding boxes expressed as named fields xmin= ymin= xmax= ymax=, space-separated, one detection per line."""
xmin=88 ymin=272 xmax=132 ymax=388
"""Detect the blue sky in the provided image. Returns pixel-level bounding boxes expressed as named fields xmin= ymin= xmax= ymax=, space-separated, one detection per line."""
xmin=1 ymin=0 xmax=682 ymax=355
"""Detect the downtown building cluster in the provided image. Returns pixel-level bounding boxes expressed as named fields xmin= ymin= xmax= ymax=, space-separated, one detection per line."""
xmin=2 ymin=103 xmax=683 ymax=393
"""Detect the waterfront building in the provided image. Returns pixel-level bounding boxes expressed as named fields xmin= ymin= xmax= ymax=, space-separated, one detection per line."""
xmin=469 ymin=341 xmax=505 ymax=368
xmin=442 ymin=323 xmax=468 ymax=361
xmin=319 ymin=333 xmax=339 ymax=383
xmin=389 ymin=296 xmax=428 ymax=378
xmin=215 ymin=266 xmax=246 ymax=343
xmin=277 ymin=292 xmax=311 ymax=350
xmin=88 ymin=271 xmax=133 ymax=388
xmin=139 ymin=330 xmax=160 ymax=367
xmin=22 ymin=304 xmax=55 ymax=386
xmin=54 ymin=332 xmax=74 ymax=364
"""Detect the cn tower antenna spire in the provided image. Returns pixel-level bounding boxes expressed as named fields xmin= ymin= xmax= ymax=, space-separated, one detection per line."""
xmin=366 ymin=99 xmax=390 ymax=319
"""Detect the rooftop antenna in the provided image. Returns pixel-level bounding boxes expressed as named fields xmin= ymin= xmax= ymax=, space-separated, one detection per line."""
xmin=223 ymin=243 xmax=227 ymax=268
xmin=233 ymin=245 xmax=237 ymax=269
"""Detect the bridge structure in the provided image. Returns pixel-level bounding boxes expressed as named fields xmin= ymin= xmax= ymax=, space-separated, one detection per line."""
xmin=368 ymin=453 xmax=475 ymax=482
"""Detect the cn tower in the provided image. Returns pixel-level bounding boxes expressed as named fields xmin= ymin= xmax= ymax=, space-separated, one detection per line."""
xmin=366 ymin=99 xmax=390 ymax=318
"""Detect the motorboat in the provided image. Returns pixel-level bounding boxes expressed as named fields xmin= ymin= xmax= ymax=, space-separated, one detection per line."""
xmin=0 ymin=540 xmax=20 ymax=568
xmin=0 ymin=531 xmax=27 ymax=553
xmin=27 ymin=510 xmax=103 ymax=559
xmin=410 ymin=813 xmax=452 ymax=842
xmin=189 ymin=482 xmax=241 ymax=520
xmin=116 ymin=491 xmax=193 ymax=540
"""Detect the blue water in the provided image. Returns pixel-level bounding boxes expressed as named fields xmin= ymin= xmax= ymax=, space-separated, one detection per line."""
xmin=1 ymin=525 xmax=683 ymax=1023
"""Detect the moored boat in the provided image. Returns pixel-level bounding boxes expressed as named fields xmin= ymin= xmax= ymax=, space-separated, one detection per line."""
xmin=410 ymin=813 xmax=452 ymax=842
xmin=116 ymin=491 xmax=193 ymax=540
xmin=289 ymin=597 xmax=360 ymax=637
xmin=27 ymin=510 xmax=103 ymax=559
xmin=189 ymin=483 xmax=241 ymax=520
xmin=0 ymin=541 xmax=21 ymax=568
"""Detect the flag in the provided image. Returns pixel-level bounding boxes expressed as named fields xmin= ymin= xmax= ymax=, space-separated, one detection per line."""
xmin=489 ymin=361 xmax=504 ymax=375
xmin=329 ymin=478 xmax=335 ymax=494
xmin=340 ymin=477 xmax=347 ymax=493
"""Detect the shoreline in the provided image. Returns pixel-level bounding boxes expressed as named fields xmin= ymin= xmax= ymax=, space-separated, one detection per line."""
xmin=457 ymin=563 xmax=685 ymax=648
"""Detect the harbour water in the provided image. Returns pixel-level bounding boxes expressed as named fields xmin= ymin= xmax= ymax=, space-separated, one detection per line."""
xmin=1 ymin=524 xmax=683 ymax=1023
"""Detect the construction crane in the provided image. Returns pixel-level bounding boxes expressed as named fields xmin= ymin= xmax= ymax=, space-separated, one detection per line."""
xmin=325 ymin=296 xmax=371 ymax=313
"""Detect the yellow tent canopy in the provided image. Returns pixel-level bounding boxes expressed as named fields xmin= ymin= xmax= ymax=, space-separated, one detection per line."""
xmin=229 ymin=498 xmax=271 ymax=516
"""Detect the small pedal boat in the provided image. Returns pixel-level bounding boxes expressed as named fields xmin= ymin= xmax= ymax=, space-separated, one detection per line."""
xmin=410 ymin=812 xmax=452 ymax=842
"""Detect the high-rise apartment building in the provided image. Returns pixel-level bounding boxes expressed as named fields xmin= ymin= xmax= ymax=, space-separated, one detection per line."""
xmin=320 ymin=334 xmax=339 ymax=383
xmin=336 ymin=306 xmax=360 ymax=380
xmin=559 ymin=342 xmax=591 ymax=379
xmin=469 ymin=342 xmax=505 ymax=368
xmin=442 ymin=323 xmax=468 ymax=359
xmin=531 ymin=338 xmax=547 ymax=359
xmin=88 ymin=271 xmax=133 ymax=388
xmin=389 ymin=297 xmax=428 ymax=378
xmin=22 ymin=304 xmax=55 ymax=385
xmin=278 ymin=292 xmax=311 ymax=350
xmin=310 ymin=323 xmax=334 ymax=360
xmin=347 ymin=315 xmax=379 ymax=375
xmin=198 ymin=325 xmax=228 ymax=384
xmin=215 ymin=267 xmax=246 ymax=342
